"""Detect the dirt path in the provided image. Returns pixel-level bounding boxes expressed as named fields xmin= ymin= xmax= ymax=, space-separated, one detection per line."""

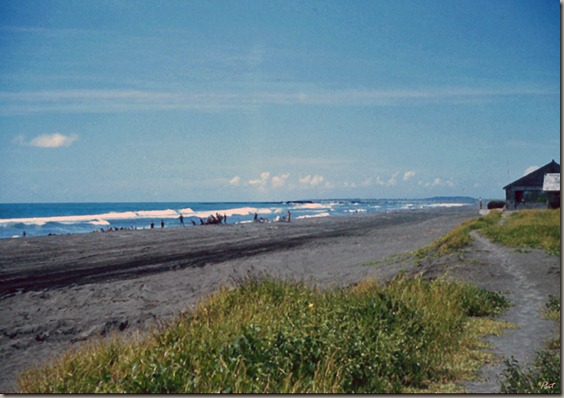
xmin=462 ymin=232 xmax=560 ymax=393
xmin=413 ymin=230 xmax=560 ymax=393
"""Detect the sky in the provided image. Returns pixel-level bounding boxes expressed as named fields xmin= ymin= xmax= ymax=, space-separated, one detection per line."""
xmin=0 ymin=0 xmax=560 ymax=203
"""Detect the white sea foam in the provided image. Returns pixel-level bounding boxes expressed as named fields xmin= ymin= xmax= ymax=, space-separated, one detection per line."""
xmin=426 ymin=203 xmax=468 ymax=208
xmin=296 ymin=212 xmax=330 ymax=219
xmin=290 ymin=203 xmax=330 ymax=210
xmin=346 ymin=208 xmax=367 ymax=213
xmin=136 ymin=210 xmax=180 ymax=218
xmin=89 ymin=219 xmax=111 ymax=226
xmin=0 ymin=209 xmax=179 ymax=226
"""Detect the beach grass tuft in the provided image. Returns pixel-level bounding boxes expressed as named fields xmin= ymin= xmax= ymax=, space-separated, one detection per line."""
xmin=18 ymin=275 xmax=510 ymax=393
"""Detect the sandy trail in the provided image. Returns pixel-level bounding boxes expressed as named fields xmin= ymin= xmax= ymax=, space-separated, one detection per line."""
xmin=461 ymin=231 xmax=560 ymax=393
xmin=413 ymin=229 xmax=560 ymax=393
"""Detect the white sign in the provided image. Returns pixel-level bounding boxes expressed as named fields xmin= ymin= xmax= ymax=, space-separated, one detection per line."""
xmin=543 ymin=173 xmax=560 ymax=191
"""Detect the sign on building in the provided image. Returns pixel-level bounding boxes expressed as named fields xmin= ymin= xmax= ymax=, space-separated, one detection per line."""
xmin=543 ymin=173 xmax=560 ymax=192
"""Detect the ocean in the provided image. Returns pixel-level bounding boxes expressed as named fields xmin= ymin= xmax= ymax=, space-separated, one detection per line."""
xmin=0 ymin=197 xmax=476 ymax=239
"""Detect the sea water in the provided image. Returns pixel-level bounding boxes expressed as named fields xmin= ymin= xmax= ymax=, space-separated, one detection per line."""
xmin=0 ymin=198 xmax=476 ymax=239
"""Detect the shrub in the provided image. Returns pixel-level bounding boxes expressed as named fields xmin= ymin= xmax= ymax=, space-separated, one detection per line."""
xmin=500 ymin=351 xmax=561 ymax=394
xmin=487 ymin=200 xmax=505 ymax=210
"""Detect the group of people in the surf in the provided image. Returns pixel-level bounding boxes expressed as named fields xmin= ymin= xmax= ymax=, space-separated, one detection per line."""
xmin=93 ymin=210 xmax=291 ymax=234
xmin=197 ymin=213 xmax=227 ymax=225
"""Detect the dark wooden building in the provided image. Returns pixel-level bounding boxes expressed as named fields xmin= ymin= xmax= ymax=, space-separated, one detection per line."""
xmin=543 ymin=173 xmax=561 ymax=209
xmin=503 ymin=160 xmax=560 ymax=209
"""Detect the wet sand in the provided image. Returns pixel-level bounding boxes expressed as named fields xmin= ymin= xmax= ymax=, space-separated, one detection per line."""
xmin=0 ymin=206 xmax=559 ymax=393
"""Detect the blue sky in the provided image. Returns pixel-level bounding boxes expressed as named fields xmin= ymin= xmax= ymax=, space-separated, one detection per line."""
xmin=0 ymin=0 xmax=560 ymax=203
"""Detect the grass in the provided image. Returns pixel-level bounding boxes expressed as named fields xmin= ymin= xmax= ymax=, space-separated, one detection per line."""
xmin=417 ymin=209 xmax=560 ymax=257
xmin=543 ymin=295 xmax=561 ymax=322
xmin=415 ymin=211 xmax=502 ymax=258
xmin=18 ymin=275 xmax=510 ymax=394
xmin=482 ymin=209 xmax=561 ymax=256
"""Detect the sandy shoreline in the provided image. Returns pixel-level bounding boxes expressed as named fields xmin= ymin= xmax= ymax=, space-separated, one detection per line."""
xmin=1 ymin=206 xmax=559 ymax=393
xmin=0 ymin=207 xmax=477 ymax=392
xmin=0 ymin=207 xmax=476 ymax=297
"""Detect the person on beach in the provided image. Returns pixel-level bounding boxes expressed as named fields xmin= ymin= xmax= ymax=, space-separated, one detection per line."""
xmin=287 ymin=211 xmax=291 ymax=223
xmin=161 ymin=220 xmax=165 ymax=228
xmin=224 ymin=213 xmax=227 ymax=224
xmin=254 ymin=212 xmax=258 ymax=222
xmin=479 ymin=197 xmax=483 ymax=210
xmin=179 ymin=214 xmax=184 ymax=226
xmin=150 ymin=221 xmax=155 ymax=229
xmin=191 ymin=220 xmax=196 ymax=226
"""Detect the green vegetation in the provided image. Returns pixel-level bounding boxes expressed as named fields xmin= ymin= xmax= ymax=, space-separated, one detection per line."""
xmin=417 ymin=209 xmax=560 ymax=257
xmin=18 ymin=275 xmax=510 ymax=394
xmin=543 ymin=295 xmax=561 ymax=321
xmin=416 ymin=211 xmax=502 ymax=258
xmin=500 ymin=295 xmax=561 ymax=394
xmin=500 ymin=351 xmax=561 ymax=394
xmin=542 ymin=296 xmax=560 ymax=351
xmin=482 ymin=209 xmax=561 ymax=256
xmin=487 ymin=200 xmax=505 ymax=210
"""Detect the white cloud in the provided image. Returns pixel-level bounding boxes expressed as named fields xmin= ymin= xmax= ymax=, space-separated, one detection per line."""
xmin=299 ymin=174 xmax=325 ymax=188
xmin=403 ymin=171 xmax=416 ymax=181
xmin=272 ymin=173 xmax=290 ymax=189
xmin=13 ymin=133 xmax=79 ymax=148
xmin=373 ymin=172 xmax=400 ymax=187
xmin=229 ymin=176 xmax=241 ymax=186
xmin=523 ymin=165 xmax=539 ymax=176
xmin=426 ymin=177 xmax=455 ymax=188
xmin=388 ymin=172 xmax=400 ymax=186
xmin=247 ymin=171 xmax=292 ymax=192
xmin=248 ymin=172 xmax=270 ymax=191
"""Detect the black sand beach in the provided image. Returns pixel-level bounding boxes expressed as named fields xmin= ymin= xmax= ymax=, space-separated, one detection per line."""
xmin=0 ymin=206 xmax=559 ymax=393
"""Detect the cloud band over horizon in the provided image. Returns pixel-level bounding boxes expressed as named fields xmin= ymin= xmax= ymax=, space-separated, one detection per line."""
xmin=0 ymin=85 xmax=556 ymax=115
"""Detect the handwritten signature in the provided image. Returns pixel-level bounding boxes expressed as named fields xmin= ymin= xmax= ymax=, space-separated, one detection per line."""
xmin=539 ymin=381 xmax=556 ymax=390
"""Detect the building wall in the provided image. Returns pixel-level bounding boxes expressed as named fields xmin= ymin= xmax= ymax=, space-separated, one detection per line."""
xmin=505 ymin=186 xmax=548 ymax=209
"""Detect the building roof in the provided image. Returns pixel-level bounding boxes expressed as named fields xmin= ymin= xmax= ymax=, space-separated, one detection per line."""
xmin=503 ymin=160 xmax=561 ymax=190
xmin=543 ymin=173 xmax=560 ymax=192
